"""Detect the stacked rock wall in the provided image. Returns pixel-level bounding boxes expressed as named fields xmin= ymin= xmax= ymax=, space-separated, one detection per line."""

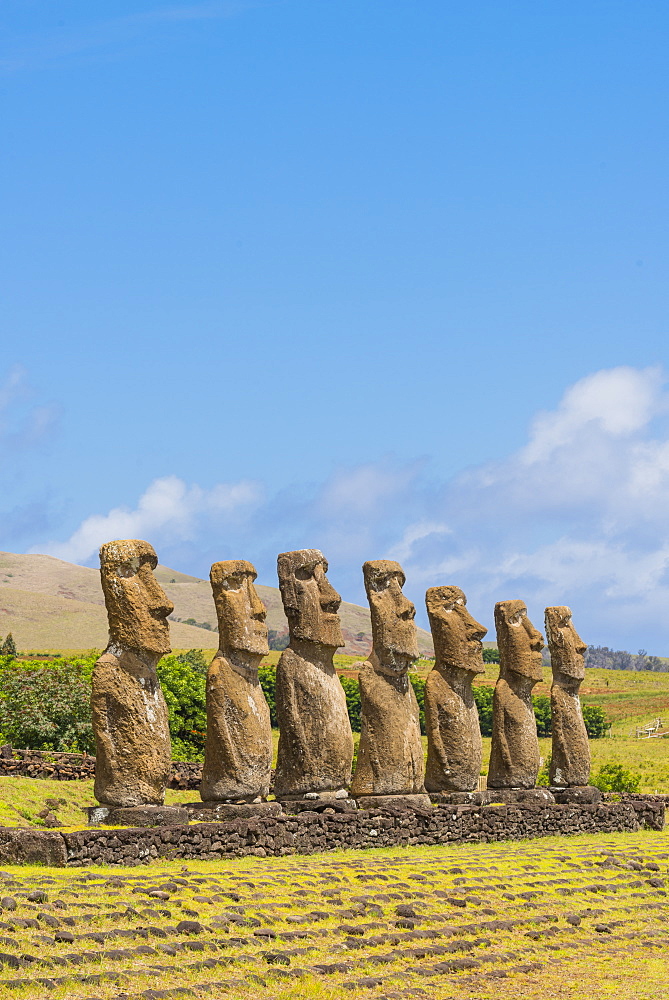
xmin=0 ymin=747 xmax=201 ymax=789
xmin=0 ymin=800 xmax=661 ymax=867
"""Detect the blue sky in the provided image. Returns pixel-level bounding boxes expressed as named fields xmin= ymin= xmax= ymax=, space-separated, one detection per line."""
xmin=3 ymin=1 xmax=669 ymax=651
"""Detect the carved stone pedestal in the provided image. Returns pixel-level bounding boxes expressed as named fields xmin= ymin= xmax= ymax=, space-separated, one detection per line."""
xmin=354 ymin=793 xmax=432 ymax=811
xmin=86 ymin=805 xmax=189 ymax=827
xmin=482 ymin=788 xmax=555 ymax=805
xmin=279 ymin=794 xmax=357 ymax=814
xmin=430 ymin=791 xmax=485 ymax=805
xmin=550 ymin=785 xmax=602 ymax=804
xmin=185 ymin=801 xmax=283 ymax=821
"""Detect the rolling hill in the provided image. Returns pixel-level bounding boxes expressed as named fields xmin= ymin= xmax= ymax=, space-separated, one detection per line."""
xmin=0 ymin=552 xmax=434 ymax=656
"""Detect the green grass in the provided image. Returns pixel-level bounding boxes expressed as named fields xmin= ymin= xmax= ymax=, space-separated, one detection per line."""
xmin=0 ymin=831 xmax=666 ymax=998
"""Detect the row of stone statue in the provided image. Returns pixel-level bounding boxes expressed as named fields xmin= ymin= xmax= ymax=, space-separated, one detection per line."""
xmin=91 ymin=539 xmax=591 ymax=819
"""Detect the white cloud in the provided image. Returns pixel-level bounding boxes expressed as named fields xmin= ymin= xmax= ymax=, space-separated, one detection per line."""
xmin=35 ymin=475 xmax=259 ymax=564
xmin=29 ymin=364 xmax=669 ymax=651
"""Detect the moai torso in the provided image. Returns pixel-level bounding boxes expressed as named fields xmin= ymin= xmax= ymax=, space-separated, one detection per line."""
xmin=424 ymin=586 xmax=485 ymax=793
xmin=200 ymin=561 xmax=272 ymax=802
xmin=274 ymin=550 xmax=353 ymax=798
xmin=487 ymin=600 xmax=544 ymax=789
xmin=91 ymin=539 xmax=173 ymax=807
xmin=546 ymin=606 xmax=590 ymax=787
xmin=350 ymin=560 xmax=425 ymax=797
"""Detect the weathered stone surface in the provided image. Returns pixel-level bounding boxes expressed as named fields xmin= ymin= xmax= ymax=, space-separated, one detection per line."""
xmin=545 ymin=606 xmax=590 ymax=788
xmin=487 ymin=600 xmax=544 ymax=790
xmin=551 ymin=786 xmax=601 ymax=804
xmin=351 ymin=561 xmax=425 ymax=799
xmin=424 ymin=586 xmax=486 ymax=793
xmin=200 ymin=560 xmax=272 ymax=803
xmin=86 ymin=805 xmax=189 ymax=827
xmin=274 ymin=550 xmax=353 ymax=798
xmin=59 ymin=798 xmax=663 ymax=865
xmin=480 ymin=788 xmax=555 ymax=805
xmin=186 ymin=801 xmax=283 ymax=820
xmin=92 ymin=540 xmax=173 ymax=807
xmin=0 ymin=828 xmax=67 ymax=867
xmin=355 ymin=794 xmax=431 ymax=810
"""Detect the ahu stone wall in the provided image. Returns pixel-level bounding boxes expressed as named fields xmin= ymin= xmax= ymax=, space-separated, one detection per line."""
xmin=0 ymin=799 xmax=662 ymax=868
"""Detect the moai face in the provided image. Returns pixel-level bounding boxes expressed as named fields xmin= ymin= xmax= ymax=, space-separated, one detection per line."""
xmin=545 ymin=606 xmax=586 ymax=681
xmin=494 ymin=599 xmax=544 ymax=681
xmin=277 ymin=549 xmax=344 ymax=649
xmin=210 ymin=560 xmax=269 ymax=659
xmin=363 ymin=560 xmax=418 ymax=671
xmin=426 ymin=585 xmax=486 ymax=676
xmin=99 ymin=539 xmax=174 ymax=656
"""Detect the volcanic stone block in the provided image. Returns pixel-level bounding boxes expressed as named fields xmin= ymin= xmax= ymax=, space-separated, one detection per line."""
xmin=487 ymin=599 xmax=544 ymax=790
xmin=274 ymin=550 xmax=354 ymax=800
xmin=351 ymin=561 xmax=429 ymax=806
xmin=200 ymin=560 xmax=273 ymax=803
xmin=424 ymin=586 xmax=486 ymax=793
xmin=545 ymin=606 xmax=591 ymax=788
xmin=0 ymin=828 xmax=66 ymax=867
xmin=92 ymin=540 xmax=173 ymax=807
xmin=86 ymin=805 xmax=189 ymax=827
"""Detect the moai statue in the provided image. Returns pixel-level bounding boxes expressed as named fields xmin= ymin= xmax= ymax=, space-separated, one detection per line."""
xmin=194 ymin=561 xmax=281 ymax=819
xmin=487 ymin=599 xmax=552 ymax=801
xmin=545 ymin=606 xmax=598 ymax=802
xmin=350 ymin=560 xmax=430 ymax=809
xmin=424 ymin=586 xmax=486 ymax=798
xmin=274 ymin=549 xmax=354 ymax=810
xmin=90 ymin=540 xmax=187 ymax=825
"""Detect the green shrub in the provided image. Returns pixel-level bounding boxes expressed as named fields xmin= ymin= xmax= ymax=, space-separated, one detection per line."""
xmin=482 ymin=647 xmax=499 ymax=663
xmin=591 ymin=763 xmax=641 ymax=793
xmin=0 ymin=660 xmax=94 ymax=753
xmin=582 ymin=705 xmax=609 ymax=738
xmin=340 ymin=676 xmax=361 ymax=732
xmin=0 ymin=634 xmax=17 ymax=657
xmin=410 ymin=675 xmax=426 ymax=735
xmin=473 ymin=685 xmax=494 ymax=736
xmin=258 ymin=664 xmax=277 ymax=727
xmin=533 ymin=695 xmax=552 ymax=737
xmin=156 ymin=654 xmax=207 ymax=761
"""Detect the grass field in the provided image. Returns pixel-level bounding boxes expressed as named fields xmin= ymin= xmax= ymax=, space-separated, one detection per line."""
xmin=0 ymin=832 xmax=665 ymax=998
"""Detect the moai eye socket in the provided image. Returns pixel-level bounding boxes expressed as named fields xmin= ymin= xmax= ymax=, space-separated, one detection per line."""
xmin=116 ymin=560 xmax=138 ymax=580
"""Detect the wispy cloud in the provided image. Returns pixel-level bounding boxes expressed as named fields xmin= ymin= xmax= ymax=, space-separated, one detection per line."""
xmin=0 ymin=365 xmax=60 ymax=453
xmin=35 ymin=474 xmax=260 ymax=564
xmin=1 ymin=2 xmax=265 ymax=73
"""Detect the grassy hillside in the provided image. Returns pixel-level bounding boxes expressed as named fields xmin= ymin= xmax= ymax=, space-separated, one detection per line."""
xmin=0 ymin=551 xmax=434 ymax=655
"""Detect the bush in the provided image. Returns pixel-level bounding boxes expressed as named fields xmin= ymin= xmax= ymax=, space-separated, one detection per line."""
xmin=156 ymin=654 xmax=207 ymax=761
xmin=591 ymin=763 xmax=641 ymax=794
xmin=0 ymin=634 xmax=17 ymax=657
xmin=0 ymin=660 xmax=94 ymax=753
xmin=410 ymin=675 xmax=426 ymax=734
xmin=533 ymin=695 xmax=552 ymax=737
xmin=582 ymin=705 xmax=609 ymax=738
xmin=482 ymin=647 xmax=499 ymax=663
xmin=473 ymin=685 xmax=494 ymax=736
xmin=258 ymin=664 xmax=277 ymax=727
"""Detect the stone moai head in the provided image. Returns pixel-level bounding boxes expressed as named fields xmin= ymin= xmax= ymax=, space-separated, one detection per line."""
xmin=99 ymin=539 xmax=174 ymax=656
xmin=426 ymin=585 xmax=486 ymax=676
xmin=277 ymin=549 xmax=344 ymax=649
xmin=363 ymin=560 xmax=418 ymax=672
xmin=210 ymin=560 xmax=269 ymax=661
xmin=545 ymin=606 xmax=586 ymax=682
xmin=494 ymin=599 xmax=544 ymax=681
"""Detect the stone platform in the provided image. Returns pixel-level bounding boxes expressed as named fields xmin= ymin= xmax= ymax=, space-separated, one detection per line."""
xmin=185 ymin=801 xmax=283 ymax=821
xmin=86 ymin=805 xmax=189 ymax=827
xmin=0 ymin=797 xmax=661 ymax=867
